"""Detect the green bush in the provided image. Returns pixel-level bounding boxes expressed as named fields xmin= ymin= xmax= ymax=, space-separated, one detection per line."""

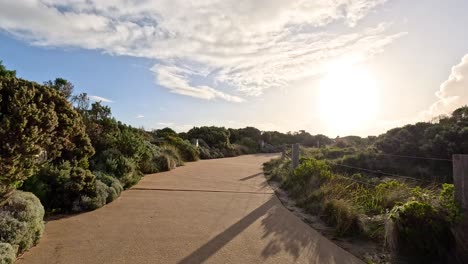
xmin=387 ymin=201 xmax=454 ymax=261
xmin=0 ymin=191 xmax=44 ymax=256
xmin=95 ymin=172 xmax=123 ymax=203
xmin=165 ymin=137 xmax=199 ymax=162
xmin=91 ymin=149 xmax=141 ymax=188
xmin=159 ymin=145 xmax=183 ymax=167
xmin=438 ymin=183 xmax=462 ymax=223
xmin=138 ymin=143 xmax=161 ymax=174
xmin=72 ymin=180 xmax=108 ymax=212
xmin=288 ymin=158 xmax=331 ymax=192
xmin=0 ymin=77 xmax=94 ymax=195
xmin=22 ymin=163 xmax=96 ymax=212
xmin=0 ymin=243 xmax=15 ymax=264
xmin=237 ymin=137 xmax=258 ymax=153
xmin=322 ymin=199 xmax=362 ymax=236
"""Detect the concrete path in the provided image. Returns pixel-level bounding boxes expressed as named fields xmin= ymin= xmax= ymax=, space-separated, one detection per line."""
xmin=18 ymin=154 xmax=362 ymax=264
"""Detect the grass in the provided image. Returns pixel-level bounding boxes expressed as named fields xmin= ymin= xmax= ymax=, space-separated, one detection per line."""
xmin=263 ymin=156 xmax=461 ymax=262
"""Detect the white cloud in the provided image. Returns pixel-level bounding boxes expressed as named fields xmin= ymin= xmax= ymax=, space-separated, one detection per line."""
xmin=89 ymin=95 xmax=113 ymax=103
xmin=0 ymin=0 xmax=402 ymax=101
xmin=152 ymin=64 xmax=245 ymax=102
xmin=423 ymin=54 xmax=468 ymax=119
xmin=135 ymin=114 xmax=144 ymax=118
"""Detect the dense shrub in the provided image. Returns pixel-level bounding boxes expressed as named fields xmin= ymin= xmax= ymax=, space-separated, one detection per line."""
xmin=0 ymin=243 xmax=15 ymax=264
xmin=288 ymin=158 xmax=331 ymax=191
xmin=387 ymin=201 xmax=454 ymax=261
xmin=160 ymin=145 xmax=183 ymax=167
xmin=72 ymin=180 xmax=108 ymax=212
xmin=152 ymin=145 xmax=183 ymax=171
xmin=138 ymin=143 xmax=161 ymax=174
xmin=95 ymin=172 xmax=123 ymax=203
xmin=237 ymin=137 xmax=258 ymax=153
xmin=0 ymin=77 xmax=94 ymax=195
xmin=0 ymin=191 xmax=44 ymax=256
xmin=91 ymin=149 xmax=141 ymax=188
xmin=22 ymin=163 xmax=96 ymax=212
xmin=164 ymin=136 xmax=199 ymax=162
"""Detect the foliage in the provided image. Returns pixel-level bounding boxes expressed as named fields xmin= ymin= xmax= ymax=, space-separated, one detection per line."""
xmin=387 ymin=201 xmax=454 ymax=261
xmin=0 ymin=191 xmax=44 ymax=256
xmin=438 ymin=183 xmax=462 ymax=223
xmin=95 ymin=172 xmax=123 ymax=203
xmin=22 ymin=163 xmax=97 ymax=212
xmin=0 ymin=242 xmax=15 ymax=264
xmin=0 ymin=61 xmax=15 ymax=78
xmin=72 ymin=180 xmax=108 ymax=212
xmin=91 ymin=149 xmax=141 ymax=188
xmin=43 ymin=78 xmax=74 ymax=99
xmin=0 ymin=77 xmax=94 ymax=194
xmin=323 ymin=199 xmax=362 ymax=236
xmin=187 ymin=126 xmax=230 ymax=149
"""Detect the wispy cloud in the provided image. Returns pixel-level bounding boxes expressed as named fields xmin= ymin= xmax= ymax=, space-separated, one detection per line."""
xmin=89 ymin=95 xmax=113 ymax=103
xmin=135 ymin=114 xmax=144 ymax=118
xmin=0 ymin=0 xmax=402 ymax=101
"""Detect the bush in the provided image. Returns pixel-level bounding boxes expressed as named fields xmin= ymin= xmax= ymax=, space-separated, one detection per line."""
xmin=387 ymin=201 xmax=454 ymax=261
xmin=0 ymin=191 xmax=44 ymax=256
xmin=159 ymin=145 xmax=183 ymax=167
xmin=237 ymin=137 xmax=258 ymax=153
xmin=165 ymin=137 xmax=199 ymax=162
xmin=288 ymin=158 xmax=331 ymax=192
xmin=72 ymin=180 xmax=108 ymax=212
xmin=95 ymin=172 xmax=123 ymax=203
xmin=322 ymin=199 xmax=362 ymax=236
xmin=0 ymin=243 xmax=15 ymax=264
xmin=91 ymin=149 xmax=141 ymax=188
xmin=138 ymin=143 xmax=161 ymax=174
xmin=22 ymin=163 xmax=97 ymax=212
xmin=0 ymin=77 xmax=94 ymax=195
xmin=438 ymin=183 xmax=461 ymax=223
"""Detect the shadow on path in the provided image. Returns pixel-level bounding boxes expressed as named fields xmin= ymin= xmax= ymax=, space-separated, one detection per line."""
xmin=239 ymin=172 xmax=264 ymax=181
xmin=178 ymin=197 xmax=276 ymax=264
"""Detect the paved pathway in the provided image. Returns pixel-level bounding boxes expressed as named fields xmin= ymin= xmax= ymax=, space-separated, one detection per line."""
xmin=18 ymin=154 xmax=362 ymax=264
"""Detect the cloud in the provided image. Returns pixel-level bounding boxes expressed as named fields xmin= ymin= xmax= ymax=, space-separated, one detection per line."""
xmin=156 ymin=122 xmax=175 ymax=127
xmin=423 ymin=54 xmax=468 ymax=119
xmin=152 ymin=64 xmax=245 ymax=102
xmin=135 ymin=114 xmax=144 ymax=118
xmin=88 ymin=95 xmax=113 ymax=103
xmin=0 ymin=0 xmax=402 ymax=101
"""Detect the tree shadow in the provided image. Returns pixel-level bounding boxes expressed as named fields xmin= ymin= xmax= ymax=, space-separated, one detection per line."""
xmin=239 ymin=172 xmax=263 ymax=181
xmin=178 ymin=195 xmax=360 ymax=264
xmin=178 ymin=197 xmax=276 ymax=263
xmin=259 ymin=201 xmax=361 ymax=263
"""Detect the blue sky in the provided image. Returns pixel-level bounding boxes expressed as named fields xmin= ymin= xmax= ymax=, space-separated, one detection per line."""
xmin=1 ymin=0 xmax=467 ymax=136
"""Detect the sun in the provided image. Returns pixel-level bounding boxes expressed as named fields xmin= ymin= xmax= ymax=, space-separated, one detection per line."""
xmin=318 ymin=64 xmax=378 ymax=135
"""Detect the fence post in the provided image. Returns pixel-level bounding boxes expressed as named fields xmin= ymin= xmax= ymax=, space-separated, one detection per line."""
xmin=292 ymin=143 xmax=299 ymax=170
xmin=453 ymin=154 xmax=468 ymax=263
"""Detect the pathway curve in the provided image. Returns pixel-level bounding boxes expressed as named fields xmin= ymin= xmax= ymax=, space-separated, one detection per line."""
xmin=18 ymin=154 xmax=362 ymax=264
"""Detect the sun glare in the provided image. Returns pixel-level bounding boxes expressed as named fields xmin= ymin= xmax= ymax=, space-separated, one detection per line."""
xmin=319 ymin=64 xmax=378 ymax=135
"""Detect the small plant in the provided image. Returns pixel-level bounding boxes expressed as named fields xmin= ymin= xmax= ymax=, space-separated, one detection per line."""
xmin=322 ymin=199 xmax=362 ymax=236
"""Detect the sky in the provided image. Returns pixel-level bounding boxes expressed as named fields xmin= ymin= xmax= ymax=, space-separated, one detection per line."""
xmin=0 ymin=0 xmax=467 ymax=137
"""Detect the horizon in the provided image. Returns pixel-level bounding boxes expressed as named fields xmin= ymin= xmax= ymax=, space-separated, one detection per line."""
xmin=1 ymin=1 xmax=467 ymax=137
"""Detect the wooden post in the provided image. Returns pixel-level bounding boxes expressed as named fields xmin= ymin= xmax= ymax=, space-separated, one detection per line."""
xmin=292 ymin=143 xmax=299 ymax=170
xmin=453 ymin=154 xmax=468 ymax=263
